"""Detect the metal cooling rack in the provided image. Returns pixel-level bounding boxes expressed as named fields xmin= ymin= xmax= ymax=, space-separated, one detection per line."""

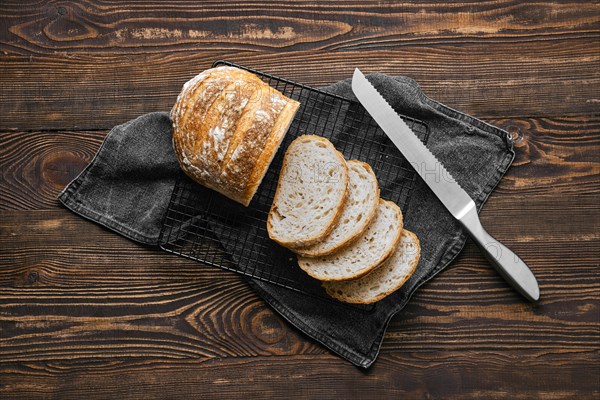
xmin=159 ymin=60 xmax=429 ymax=307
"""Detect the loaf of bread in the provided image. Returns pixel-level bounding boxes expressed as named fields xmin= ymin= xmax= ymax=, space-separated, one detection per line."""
xmin=267 ymin=135 xmax=349 ymax=248
xmin=293 ymin=160 xmax=380 ymax=257
xmin=171 ymin=66 xmax=300 ymax=206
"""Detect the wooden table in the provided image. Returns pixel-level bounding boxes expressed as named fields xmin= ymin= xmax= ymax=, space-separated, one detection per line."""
xmin=1 ymin=2 xmax=599 ymax=398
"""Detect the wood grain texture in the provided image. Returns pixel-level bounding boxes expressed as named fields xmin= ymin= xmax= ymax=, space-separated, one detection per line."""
xmin=1 ymin=1 xmax=599 ymax=398
xmin=1 ymin=43 xmax=598 ymax=130
xmin=1 ymin=1 xmax=599 ymax=129
xmin=0 ymin=206 xmax=597 ymax=377
xmin=1 ymin=351 xmax=598 ymax=399
xmin=1 ymin=117 xmax=598 ymax=210
xmin=3 ymin=1 xmax=598 ymax=54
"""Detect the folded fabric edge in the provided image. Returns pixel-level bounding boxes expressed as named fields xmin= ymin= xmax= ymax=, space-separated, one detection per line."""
xmin=57 ymin=113 xmax=169 ymax=246
xmin=362 ymin=230 xmax=470 ymax=368
xmin=58 ymin=193 xmax=158 ymax=245
xmin=246 ymin=279 xmax=374 ymax=368
xmin=361 ymin=137 xmax=515 ymax=367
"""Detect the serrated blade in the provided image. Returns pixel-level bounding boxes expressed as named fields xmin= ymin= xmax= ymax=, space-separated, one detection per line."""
xmin=351 ymin=68 xmax=475 ymax=220
xmin=352 ymin=68 xmax=540 ymax=302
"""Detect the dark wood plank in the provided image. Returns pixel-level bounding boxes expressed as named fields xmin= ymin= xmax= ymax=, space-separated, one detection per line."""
xmin=494 ymin=116 xmax=600 ymax=196
xmin=3 ymin=1 xmax=598 ymax=55
xmin=1 ymin=113 xmax=597 ymax=365
xmin=1 ymin=44 xmax=597 ymax=131
xmin=0 ymin=210 xmax=325 ymax=361
xmin=1 ymin=1 xmax=598 ymax=397
xmin=1 ymin=116 xmax=597 ymax=210
xmin=1 ymin=205 xmax=597 ymax=288
xmin=0 ymin=207 xmax=597 ymax=362
xmin=1 ymin=1 xmax=599 ymax=129
xmin=1 ymin=351 xmax=598 ymax=400
xmin=0 ymin=130 xmax=105 ymax=210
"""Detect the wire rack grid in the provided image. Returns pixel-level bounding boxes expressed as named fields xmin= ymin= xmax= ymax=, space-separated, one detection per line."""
xmin=158 ymin=60 xmax=429 ymax=306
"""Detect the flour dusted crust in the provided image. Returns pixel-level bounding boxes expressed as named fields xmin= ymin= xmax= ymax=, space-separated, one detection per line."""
xmin=171 ymin=66 xmax=300 ymax=206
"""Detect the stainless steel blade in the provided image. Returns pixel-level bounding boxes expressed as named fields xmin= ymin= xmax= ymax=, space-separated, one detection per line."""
xmin=351 ymin=68 xmax=540 ymax=301
xmin=351 ymin=69 xmax=475 ymax=220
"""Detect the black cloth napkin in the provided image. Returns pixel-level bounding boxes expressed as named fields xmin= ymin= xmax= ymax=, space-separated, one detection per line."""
xmin=59 ymin=74 xmax=514 ymax=368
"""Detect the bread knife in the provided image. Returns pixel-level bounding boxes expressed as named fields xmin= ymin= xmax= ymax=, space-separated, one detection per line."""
xmin=351 ymin=68 xmax=540 ymax=301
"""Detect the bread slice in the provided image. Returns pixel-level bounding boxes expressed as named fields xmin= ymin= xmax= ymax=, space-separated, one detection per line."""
xmin=323 ymin=230 xmax=420 ymax=304
xmin=297 ymin=199 xmax=403 ymax=281
xmin=293 ymin=160 xmax=379 ymax=257
xmin=267 ymin=135 xmax=349 ymax=248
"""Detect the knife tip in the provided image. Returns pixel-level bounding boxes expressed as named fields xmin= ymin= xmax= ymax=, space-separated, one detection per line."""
xmin=531 ymin=286 xmax=540 ymax=302
xmin=527 ymin=283 xmax=540 ymax=302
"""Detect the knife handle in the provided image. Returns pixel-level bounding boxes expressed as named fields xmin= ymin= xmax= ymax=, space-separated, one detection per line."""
xmin=459 ymin=207 xmax=540 ymax=301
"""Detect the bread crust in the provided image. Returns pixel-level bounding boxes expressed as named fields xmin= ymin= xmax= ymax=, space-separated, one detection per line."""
xmin=267 ymin=135 xmax=349 ymax=248
xmin=293 ymin=160 xmax=380 ymax=257
xmin=297 ymin=199 xmax=404 ymax=282
xmin=322 ymin=230 xmax=421 ymax=304
xmin=246 ymin=100 xmax=299 ymax=203
xmin=171 ymin=66 xmax=300 ymax=206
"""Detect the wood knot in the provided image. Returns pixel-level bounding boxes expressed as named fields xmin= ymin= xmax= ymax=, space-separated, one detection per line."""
xmin=43 ymin=5 xmax=98 ymax=41
xmin=506 ymin=125 xmax=524 ymax=144
xmin=41 ymin=150 xmax=87 ymax=189
xmin=250 ymin=307 xmax=286 ymax=345
xmin=28 ymin=271 xmax=39 ymax=284
xmin=14 ymin=269 xmax=42 ymax=287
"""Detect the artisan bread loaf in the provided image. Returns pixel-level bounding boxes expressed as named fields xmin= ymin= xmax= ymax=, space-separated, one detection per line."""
xmin=323 ymin=230 xmax=420 ymax=304
xmin=171 ymin=65 xmax=300 ymax=206
xmin=294 ymin=160 xmax=379 ymax=257
xmin=267 ymin=135 xmax=349 ymax=248
xmin=297 ymin=199 xmax=403 ymax=281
